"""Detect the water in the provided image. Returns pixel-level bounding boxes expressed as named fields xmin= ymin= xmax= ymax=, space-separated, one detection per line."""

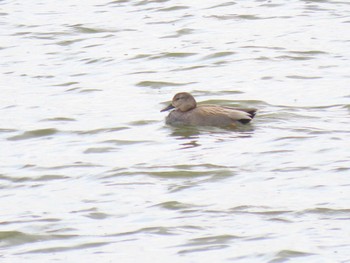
xmin=1 ymin=0 xmax=350 ymax=262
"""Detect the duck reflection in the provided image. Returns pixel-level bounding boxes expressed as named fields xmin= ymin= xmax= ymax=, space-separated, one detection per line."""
xmin=166 ymin=125 xmax=255 ymax=150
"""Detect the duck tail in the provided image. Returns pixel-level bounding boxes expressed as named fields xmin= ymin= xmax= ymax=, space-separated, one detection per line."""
xmin=238 ymin=118 xmax=252 ymax=124
xmin=247 ymin=109 xmax=257 ymax=119
xmin=238 ymin=109 xmax=257 ymax=124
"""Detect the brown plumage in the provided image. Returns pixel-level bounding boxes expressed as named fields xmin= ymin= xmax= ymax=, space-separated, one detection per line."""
xmin=161 ymin=92 xmax=257 ymax=127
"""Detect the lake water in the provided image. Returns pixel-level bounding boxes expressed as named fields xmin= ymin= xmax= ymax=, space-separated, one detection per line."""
xmin=1 ymin=0 xmax=350 ymax=262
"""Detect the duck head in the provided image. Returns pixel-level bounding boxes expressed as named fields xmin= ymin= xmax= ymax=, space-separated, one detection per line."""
xmin=161 ymin=92 xmax=197 ymax=112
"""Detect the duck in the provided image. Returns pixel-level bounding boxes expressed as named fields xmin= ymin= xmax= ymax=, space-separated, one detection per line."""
xmin=161 ymin=92 xmax=257 ymax=127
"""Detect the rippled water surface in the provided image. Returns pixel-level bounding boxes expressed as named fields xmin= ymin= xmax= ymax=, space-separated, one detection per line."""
xmin=1 ymin=0 xmax=350 ymax=262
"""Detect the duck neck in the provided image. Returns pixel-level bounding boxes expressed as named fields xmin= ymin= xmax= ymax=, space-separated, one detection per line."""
xmin=180 ymin=101 xmax=196 ymax=112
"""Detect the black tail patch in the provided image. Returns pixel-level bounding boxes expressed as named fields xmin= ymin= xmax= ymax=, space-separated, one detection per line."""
xmin=247 ymin=110 xmax=257 ymax=118
xmin=239 ymin=109 xmax=257 ymax=124
xmin=238 ymin=119 xmax=251 ymax=124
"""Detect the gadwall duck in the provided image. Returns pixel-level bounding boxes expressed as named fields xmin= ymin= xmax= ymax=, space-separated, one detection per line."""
xmin=161 ymin=92 xmax=257 ymax=127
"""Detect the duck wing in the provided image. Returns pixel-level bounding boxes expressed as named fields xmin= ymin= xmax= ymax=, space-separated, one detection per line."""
xmin=220 ymin=106 xmax=257 ymax=118
xmin=197 ymin=105 xmax=254 ymax=124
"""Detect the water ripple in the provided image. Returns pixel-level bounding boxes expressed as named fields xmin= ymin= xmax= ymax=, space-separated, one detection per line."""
xmin=0 ymin=231 xmax=77 ymax=248
xmin=136 ymin=81 xmax=191 ymax=88
xmin=7 ymin=129 xmax=59 ymax=141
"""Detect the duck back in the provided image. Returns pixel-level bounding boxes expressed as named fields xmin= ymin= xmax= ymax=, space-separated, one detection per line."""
xmin=166 ymin=104 xmax=256 ymax=127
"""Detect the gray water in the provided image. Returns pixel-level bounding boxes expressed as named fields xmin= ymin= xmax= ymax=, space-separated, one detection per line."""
xmin=1 ymin=0 xmax=350 ymax=262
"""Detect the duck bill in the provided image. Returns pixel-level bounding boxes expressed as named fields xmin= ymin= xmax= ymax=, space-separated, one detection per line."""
xmin=161 ymin=104 xmax=175 ymax=112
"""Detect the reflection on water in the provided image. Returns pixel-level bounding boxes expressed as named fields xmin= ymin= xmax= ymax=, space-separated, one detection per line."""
xmin=165 ymin=122 xmax=256 ymax=150
xmin=1 ymin=0 xmax=350 ymax=262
